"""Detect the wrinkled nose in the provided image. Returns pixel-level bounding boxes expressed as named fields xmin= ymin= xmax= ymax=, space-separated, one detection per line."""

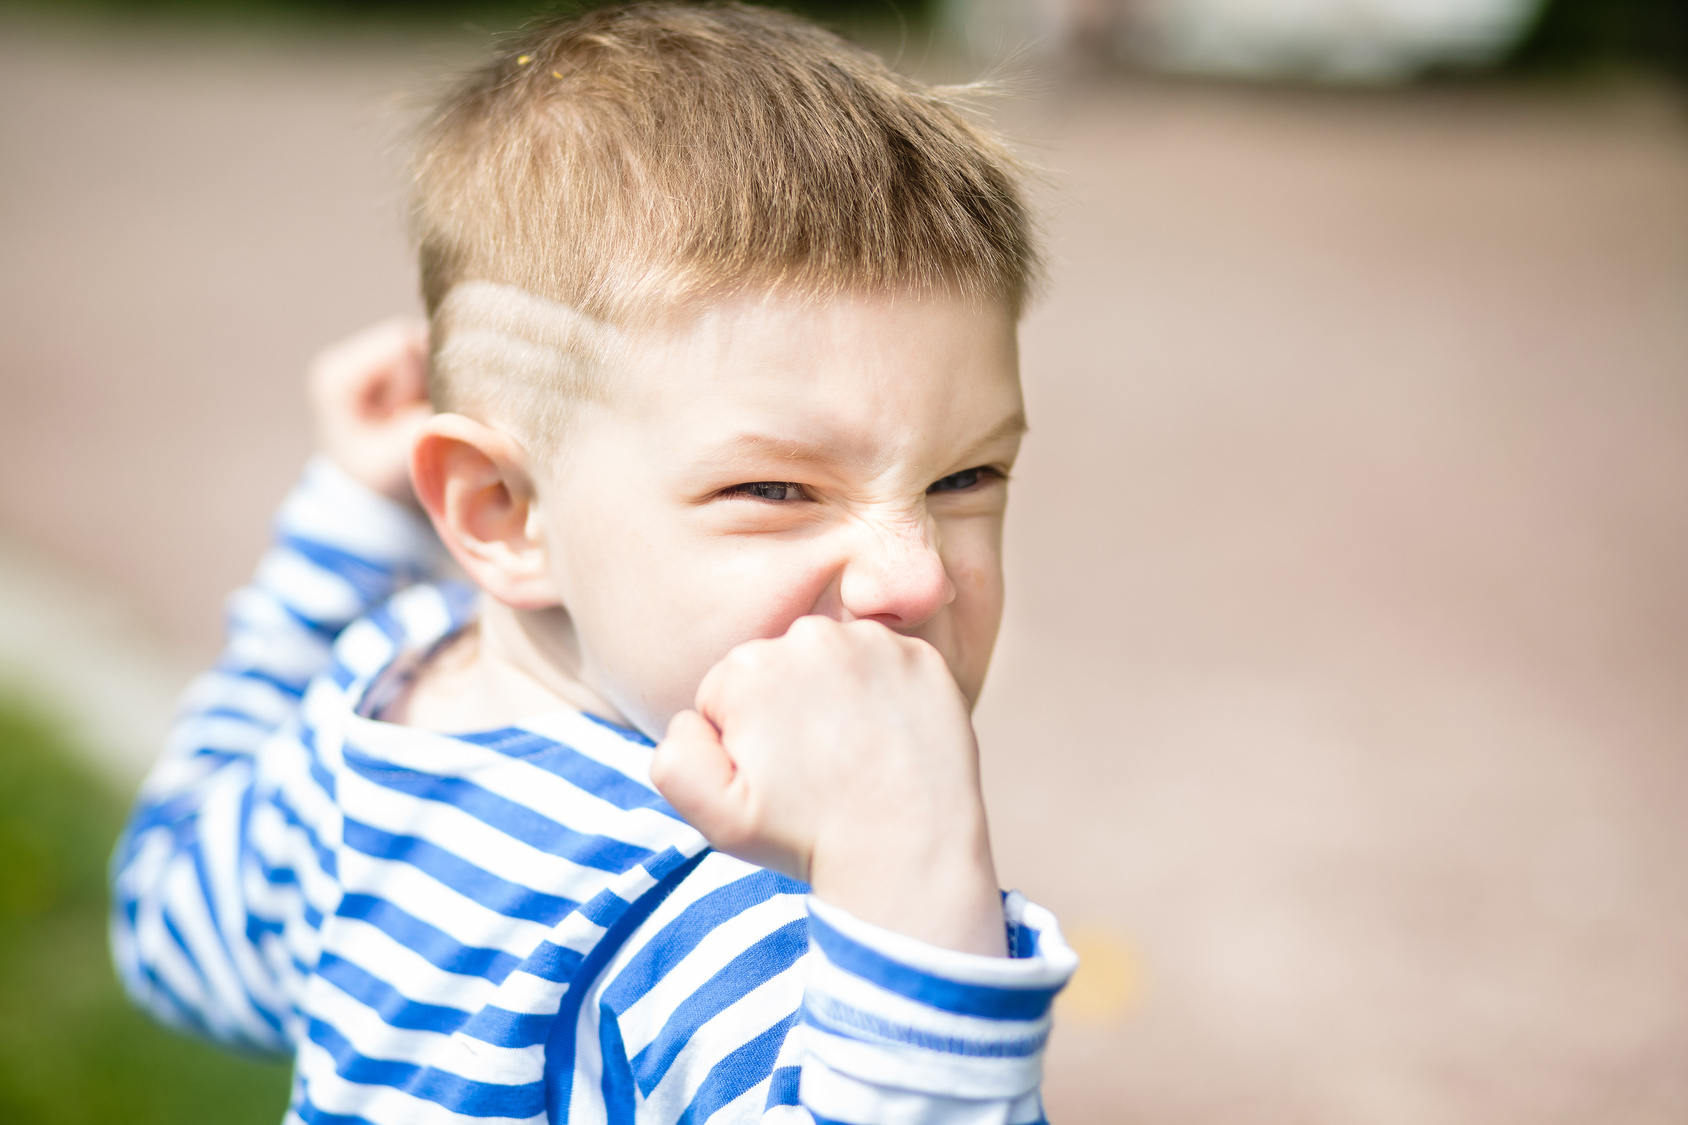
xmin=837 ymin=511 xmax=955 ymax=628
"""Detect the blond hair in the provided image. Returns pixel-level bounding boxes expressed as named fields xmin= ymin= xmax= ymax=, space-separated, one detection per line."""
xmin=412 ymin=1 xmax=1037 ymax=432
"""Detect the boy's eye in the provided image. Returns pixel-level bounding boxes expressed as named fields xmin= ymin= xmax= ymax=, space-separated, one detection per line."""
xmin=928 ymin=466 xmax=996 ymax=493
xmin=725 ymin=481 xmax=811 ymax=502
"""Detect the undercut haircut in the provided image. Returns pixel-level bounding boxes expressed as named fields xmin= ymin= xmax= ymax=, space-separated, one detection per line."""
xmin=412 ymin=0 xmax=1038 ymax=436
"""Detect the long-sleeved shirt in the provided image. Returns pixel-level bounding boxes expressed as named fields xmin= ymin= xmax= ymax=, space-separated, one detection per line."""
xmin=111 ymin=458 xmax=1077 ymax=1125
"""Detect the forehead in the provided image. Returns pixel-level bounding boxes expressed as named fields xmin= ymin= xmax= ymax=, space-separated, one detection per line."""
xmin=610 ymin=290 xmax=1023 ymax=458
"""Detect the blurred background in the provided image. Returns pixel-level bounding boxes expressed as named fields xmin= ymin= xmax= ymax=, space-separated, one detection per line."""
xmin=0 ymin=0 xmax=1683 ymax=1122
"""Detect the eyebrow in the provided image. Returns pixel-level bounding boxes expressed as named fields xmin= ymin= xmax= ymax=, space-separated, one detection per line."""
xmin=967 ymin=408 xmax=1030 ymax=455
xmin=708 ymin=408 xmax=1029 ymax=467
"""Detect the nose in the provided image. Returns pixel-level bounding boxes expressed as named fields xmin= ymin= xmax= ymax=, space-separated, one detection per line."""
xmin=837 ymin=509 xmax=955 ymax=629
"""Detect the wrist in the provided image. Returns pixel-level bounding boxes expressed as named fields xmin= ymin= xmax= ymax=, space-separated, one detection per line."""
xmin=808 ymin=816 xmax=1005 ymax=957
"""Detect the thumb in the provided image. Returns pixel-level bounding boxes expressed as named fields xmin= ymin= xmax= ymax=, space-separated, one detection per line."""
xmin=650 ymin=710 xmax=744 ymax=846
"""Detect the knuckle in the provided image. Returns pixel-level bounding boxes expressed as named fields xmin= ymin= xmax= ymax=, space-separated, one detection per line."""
xmin=787 ymin=615 xmax=833 ymax=642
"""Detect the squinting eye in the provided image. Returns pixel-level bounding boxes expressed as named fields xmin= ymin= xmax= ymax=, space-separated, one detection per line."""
xmin=928 ymin=467 xmax=995 ymax=493
xmin=726 ymin=481 xmax=810 ymax=502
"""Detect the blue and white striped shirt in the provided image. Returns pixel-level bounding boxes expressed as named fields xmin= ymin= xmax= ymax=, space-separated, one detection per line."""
xmin=112 ymin=458 xmax=1077 ymax=1125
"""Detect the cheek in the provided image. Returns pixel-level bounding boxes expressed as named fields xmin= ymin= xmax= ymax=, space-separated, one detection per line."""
xmin=557 ymin=519 xmax=843 ymax=722
xmin=939 ymin=528 xmax=1007 ymax=695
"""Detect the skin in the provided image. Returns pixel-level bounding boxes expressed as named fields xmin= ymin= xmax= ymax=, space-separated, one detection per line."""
xmin=323 ymin=289 xmax=1025 ymax=956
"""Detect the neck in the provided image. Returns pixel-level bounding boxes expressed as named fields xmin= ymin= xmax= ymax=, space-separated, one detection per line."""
xmin=478 ymin=597 xmax=630 ymax=725
xmin=394 ymin=595 xmax=631 ymax=733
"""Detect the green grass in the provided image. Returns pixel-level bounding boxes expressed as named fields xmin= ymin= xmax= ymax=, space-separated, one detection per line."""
xmin=0 ymin=701 xmax=292 ymax=1125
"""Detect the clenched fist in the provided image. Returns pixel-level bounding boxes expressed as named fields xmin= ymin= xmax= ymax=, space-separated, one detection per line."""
xmin=651 ymin=616 xmax=1007 ymax=957
xmin=307 ymin=318 xmax=432 ymax=504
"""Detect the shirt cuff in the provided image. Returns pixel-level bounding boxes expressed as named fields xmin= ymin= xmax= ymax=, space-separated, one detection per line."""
xmin=801 ymin=892 xmax=1076 ymax=1106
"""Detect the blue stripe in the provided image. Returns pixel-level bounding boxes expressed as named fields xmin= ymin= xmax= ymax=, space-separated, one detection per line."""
xmin=765 ymin=1064 xmax=801 ymax=1109
xmin=307 ymin=1018 xmax=544 ymax=1118
xmin=341 ymin=819 xmax=578 ymax=925
xmin=336 ymin=893 xmax=520 ymax=983
xmin=308 ymin=757 xmax=337 ymax=801
xmin=278 ymin=534 xmax=397 ymax=605
xmin=515 ymin=937 xmax=585 ymax=984
xmin=632 ymin=918 xmax=809 ymax=1094
xmin=363 ymin=603 xmax=408 ymax=645
xmin=275 ymin=597 xmax=345 ymax=641
xmin=675 ymin=1012 xmax=797 ymax=1125
xmin=599 ymin=1011 xmax=638 ymax=1125
xmin=268 ymin=797 xmax=337 ymax=880
xmin=458 ymin=729 xmax=676 ymax=817
xmin=197 ymin=705 xmax=272 ymax=726
xmin=457 ymin=1003 xmax=553 ymax=1049
xmin=340 ymin=750 xmax=654 ymax=873
xmin=216 ymin=662 xmax=309 ymax=698
xmin=244 ymin=912 xmax=285 ymax=944
xmin=603 ymin=868 xmax=798 ymax=1011
xmin=543 ymin=849 xmax=710 ymax=1124
xmin=642 ymin=845 xmax=707 ymax=883
xmin=159 ymin=909 xmax=217 ymax=1010
xmin=808 ymin=910 xmax=1058 ymax=1021
xmin=317 ymin=953 xmax=471 ymax=1035
xmin=803 ymin=994 xmax=1047 ymax=1057
xmin=134 ymin=960 xmax=217 ymax=1042
xmin=580 ymin=887 xmax=644 ymax=929
xmin=580 ymin=711 xmax=656 ymax=748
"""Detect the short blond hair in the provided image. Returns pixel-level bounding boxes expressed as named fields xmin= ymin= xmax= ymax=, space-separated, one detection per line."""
xmin=412 ymin=1 xmax=1037 ymax=430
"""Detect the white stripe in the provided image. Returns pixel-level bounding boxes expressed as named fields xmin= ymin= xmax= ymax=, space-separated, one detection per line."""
xmin=256 ymin=548 xmax=366 ymax=625
xmin=341 ymin=712 xmax=691 ymax=854
xmin=617 ymin=892 xmax=807 ymax=1055
xmin=282 ymin=455 xmax=442 ymax=568
xmin=178 ymin=669 xmax=298 ymax=724
xmin=335 ymin=618 xmax=400 ymax=681
xmin=474 ymin=962 xmax=570 ymax=1018
xmin=308 ymin=975 xmax=546 ymax=1087
xmin=328 ymin=914 xmax=502 ymax=1012
xmin=335 ymin=764 xmax=625 ymax=906
xmin=387 ymin=584 xmax=456 ymax=647
xmin=520 ymin=710 xmax=661 ymax=783
xmin=800 ymin=1056 xmax=1024 ymax=1125
xmin=335 ymin=849 xmax=559 ymax=956
xmin=802 ymin=1025 xmax=1041 ymax=1102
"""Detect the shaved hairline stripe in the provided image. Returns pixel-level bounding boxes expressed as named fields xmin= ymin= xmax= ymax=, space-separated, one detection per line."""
xmin=431 ymin=281 xmax=623 ymax=410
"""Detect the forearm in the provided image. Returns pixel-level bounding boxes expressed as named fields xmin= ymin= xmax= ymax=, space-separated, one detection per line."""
xmin=111 ymin=456 xmax=439 ymax=1046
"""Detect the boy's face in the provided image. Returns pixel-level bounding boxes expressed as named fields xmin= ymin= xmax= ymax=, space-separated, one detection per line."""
xmin=533 ymin=289 xmax=1024 ymax=737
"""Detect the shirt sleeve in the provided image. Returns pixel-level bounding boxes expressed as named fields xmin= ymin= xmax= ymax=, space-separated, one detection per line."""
xmin=109 ymin=457 xmax=442 ymax=1052
xmin=795 ymin=891 xmax=1077 ymax=1125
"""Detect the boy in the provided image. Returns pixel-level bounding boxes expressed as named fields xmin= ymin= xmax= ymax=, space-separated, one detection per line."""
xmin=112 ymin=4 xmax=1076 ymax=1124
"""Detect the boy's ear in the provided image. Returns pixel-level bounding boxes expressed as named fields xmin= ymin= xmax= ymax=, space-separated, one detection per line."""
xmin=410 ymin=413 xmax=560 ymax=610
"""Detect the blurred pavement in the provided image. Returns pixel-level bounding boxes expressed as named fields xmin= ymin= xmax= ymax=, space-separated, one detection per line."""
xmin=1 ymin=17 xmax=1685 ymax=1124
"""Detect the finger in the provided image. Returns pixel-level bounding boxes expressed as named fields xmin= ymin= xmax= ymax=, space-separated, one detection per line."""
xmin=692 ymin=640 xmax=763 ymax=728
xmin=310 ymin=319 xmax=420 ymax=412
xmin=361 ymin=327 xmax=432 ymax=419
xmin=389 ymin=321 xmax=431 ymax=402
xmin=650 ymin=710 xmax=743 ymax=843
